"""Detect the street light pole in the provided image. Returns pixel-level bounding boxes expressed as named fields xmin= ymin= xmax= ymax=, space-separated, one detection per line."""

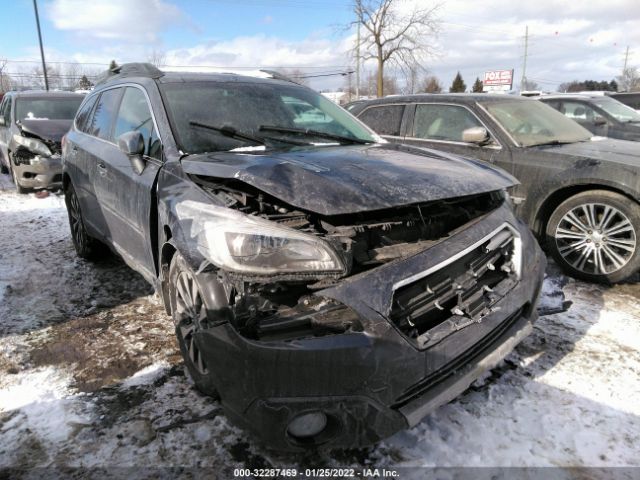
xmin=33 ymin=0 xmax=49 ymax=91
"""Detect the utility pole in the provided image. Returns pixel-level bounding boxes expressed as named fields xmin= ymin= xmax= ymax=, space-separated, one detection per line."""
xmin=33 ymin=0 xmax=49 ymax=91
xmin=355 ymin=23 xmax=360 ymax=99
xmin=623 ymin=45 xmax=630 ymax=73
xmin=520 ymin=25 xmax=528 ymax=93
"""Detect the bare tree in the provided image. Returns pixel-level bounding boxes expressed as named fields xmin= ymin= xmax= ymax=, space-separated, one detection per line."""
xmin=402 ymin=63 xmax=420 ymax=94
xmin=32 ymin=65 xmax=62 ymax=90
xmin=148 ymin=49 xmax=166 ymax=68
xmin=0 ymin=59 xmax=13 ymax=92
xmin=617 ymin=67 xmax=640 ymax=92
xmin=352 ymin=0 xmax=441 ymax=97
xmin=419 ymin=75 xmax=442 ymax=93
xmin=61 ymin=63 xmax=82 ymax=90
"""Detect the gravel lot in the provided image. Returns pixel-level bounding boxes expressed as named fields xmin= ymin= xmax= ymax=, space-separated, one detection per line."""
xmin=0 ymin=173 xmax=639 ymax=478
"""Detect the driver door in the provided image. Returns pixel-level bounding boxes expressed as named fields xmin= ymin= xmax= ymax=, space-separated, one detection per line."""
xmin=94 ymin=86 xmax=163 ymax=280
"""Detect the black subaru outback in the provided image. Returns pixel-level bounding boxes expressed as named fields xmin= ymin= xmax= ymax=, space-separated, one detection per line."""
xmin=62 ymin=64 xmax=545 ymax=451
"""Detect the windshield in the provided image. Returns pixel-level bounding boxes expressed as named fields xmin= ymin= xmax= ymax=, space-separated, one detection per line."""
xmin=15 ymin=97 xmax=83 ymax=122
xmin=593 ymin=97 xmax=640 ymax=123
xmin=483 ymin=99 xmax=592 ymax=147
xmin=161 ymin=81 xmax=377 ymax=153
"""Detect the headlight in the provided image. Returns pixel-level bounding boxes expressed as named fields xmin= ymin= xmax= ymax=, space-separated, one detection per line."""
xmin=176 ymin=200 xmax=344 ymax=275
xmin=13 ymin=134 xmax=52 ymax=157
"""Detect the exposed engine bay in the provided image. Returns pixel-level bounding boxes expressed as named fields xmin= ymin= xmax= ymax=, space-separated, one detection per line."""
xmin=193 ymin=176 xmax=508 ymax=342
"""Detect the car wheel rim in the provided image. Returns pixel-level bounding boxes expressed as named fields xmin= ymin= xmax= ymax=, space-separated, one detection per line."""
xmin=175 ymin=271 xmax=208 ymax=374
xmin=68 ymin=190 xmax=86 ymax=251
xmin=555 ymin=202 xmax=637 ymax=275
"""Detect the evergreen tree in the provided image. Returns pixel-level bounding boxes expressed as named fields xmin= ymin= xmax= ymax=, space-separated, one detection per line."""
xmin=472 ymin=77 xmax=483 ymax=93
xmin=449 ymin=72 xmax=466 ymax=93
xmin=77 ymin=75 xmax=93 ymax=90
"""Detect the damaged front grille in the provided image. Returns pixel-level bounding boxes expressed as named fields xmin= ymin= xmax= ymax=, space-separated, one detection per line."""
xmin=42 ymin=139 xmax=62 ymax=155
xmin=389 ymin=225 xmax=520 ymax=349
xmin=193 ymin=176 xmax=507 ymax=341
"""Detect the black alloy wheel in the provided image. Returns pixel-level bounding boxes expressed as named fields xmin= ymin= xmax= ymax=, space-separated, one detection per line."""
xmin=169 ymin=253 xmax=219 ymax=397
xmin=65 ymin=182 xmax=99 ymax=259
xmin=547 ymin=190 xmax=640 ymax=283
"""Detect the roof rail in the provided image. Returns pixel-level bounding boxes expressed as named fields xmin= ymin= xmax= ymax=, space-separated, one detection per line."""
xmin=94 ymin=62 xmax=164 ymax=86
xmin=259 ymin=70 xmax=301 ymax=85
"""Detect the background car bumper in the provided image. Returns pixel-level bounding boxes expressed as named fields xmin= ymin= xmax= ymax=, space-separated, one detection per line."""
xmin=13 ymin=155 xmax=62 ymax=190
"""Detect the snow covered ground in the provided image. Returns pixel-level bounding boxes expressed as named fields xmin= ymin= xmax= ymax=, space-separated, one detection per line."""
xmin=0 ymin=173 xmax=639 ymax=476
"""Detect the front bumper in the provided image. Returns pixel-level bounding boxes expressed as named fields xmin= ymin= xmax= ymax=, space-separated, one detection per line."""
xmin=194 ymin=204 xmax=546 ymax=451
xmin=13 ymin=154 xmax=62 ymax=190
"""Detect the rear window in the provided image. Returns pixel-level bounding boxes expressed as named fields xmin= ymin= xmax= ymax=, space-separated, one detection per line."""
xmin=15 ymin=97 xmax=83 ymax=122
xmin=358 ymin=105 xmax=405 ymax=136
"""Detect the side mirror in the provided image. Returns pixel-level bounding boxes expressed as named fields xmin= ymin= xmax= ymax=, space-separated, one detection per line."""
xmin=0 ymin=118 xmax=6 ymax=127
xmin=462 ymin=126 xmax=490 ymax=145
xmin=593 ymin=117 xmax=607 ymax=126
xmin=117 ymin=131 xmax=146 ymax=175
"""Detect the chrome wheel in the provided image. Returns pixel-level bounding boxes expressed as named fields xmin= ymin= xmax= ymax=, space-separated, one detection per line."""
xmin=175 ymin=271 xmax=208 ymax=375
xmin=555 ymin=202 xmax=637 ymax=275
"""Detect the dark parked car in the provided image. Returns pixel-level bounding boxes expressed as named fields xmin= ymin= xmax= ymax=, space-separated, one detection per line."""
xmin=609 ymin=92 xmax=640 ymax=112
xmin=0 ymin=90 xmax=84 ymax=192
xmin=539 ymin=94 xmax=640 ymax=142
xmin=62 ymin=64 xmax=545 ymax=451
xmin=349 ymin=94 xmax=640 ymax=283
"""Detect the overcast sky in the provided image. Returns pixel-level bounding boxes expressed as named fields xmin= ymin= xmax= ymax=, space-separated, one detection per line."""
xmin=0 ymin=0 xmax=638 ymax=92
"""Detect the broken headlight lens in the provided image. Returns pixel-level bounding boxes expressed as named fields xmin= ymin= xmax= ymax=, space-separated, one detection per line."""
xmin=12 ymin=134 xmax=52 ymax=158
xmin=176 ymin=200 xmax=345 ymax=275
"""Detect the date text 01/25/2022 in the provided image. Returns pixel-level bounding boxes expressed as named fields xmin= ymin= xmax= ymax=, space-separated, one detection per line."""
xmin=233 ymin=468 xmax=399 ymax=477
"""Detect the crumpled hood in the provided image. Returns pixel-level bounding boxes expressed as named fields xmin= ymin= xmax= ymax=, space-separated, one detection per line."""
xmin=531 ymin=137 xmax=640 ymax=167
xmin=20 ymin=119 xmax=73 ymax=143
xmin=181 ymin=143 xmax=517 ymax=215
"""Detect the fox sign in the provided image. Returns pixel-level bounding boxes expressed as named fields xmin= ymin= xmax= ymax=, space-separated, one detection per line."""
xmin=483 ymin=69 xmax=513 ymax=92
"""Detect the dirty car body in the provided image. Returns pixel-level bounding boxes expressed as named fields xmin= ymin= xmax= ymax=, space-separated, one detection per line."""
xmin=350 ymin=94 xmax=640 ymax=284
xmin=62 ymin=64 xmax=545 ymax=451
xmin=0 ymin=91 xmax=84 ymax=192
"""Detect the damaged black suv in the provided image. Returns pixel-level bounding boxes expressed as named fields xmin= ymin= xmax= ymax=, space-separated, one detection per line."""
xmin=62 ymin=64 xmax=545 ymax=451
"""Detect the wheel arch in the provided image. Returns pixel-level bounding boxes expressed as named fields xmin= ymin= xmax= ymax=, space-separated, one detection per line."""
xmin=159 ymin=226 xmax=177 ymax=315
xmin=533 ymin=183 xmax=640 ymax=237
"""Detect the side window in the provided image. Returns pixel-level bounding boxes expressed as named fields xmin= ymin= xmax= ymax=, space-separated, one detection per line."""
xmin=114 ymin=87 xmax=161 ymax=159
xmin=358 ymin=105 xmax=405 ymax=136
xmin=87 ymin=88 xmax=122 ymax=141
xmin=75 ymin=95 xmax=98 ymax=133
xmin=412 ymin=104 xmax=482 ymax=142
xmin=561 ymin=101 xmax=604 ymax=123
xmin=3 ymin=97 xmax=12 ymax=125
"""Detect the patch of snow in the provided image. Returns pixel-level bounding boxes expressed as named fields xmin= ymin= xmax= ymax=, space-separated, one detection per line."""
xmin=121 ymin=362 xmax=171 ymax=388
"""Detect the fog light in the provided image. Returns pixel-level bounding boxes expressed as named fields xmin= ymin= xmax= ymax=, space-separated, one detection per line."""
xmin=287 ymin=411 xmax=327 ymax=439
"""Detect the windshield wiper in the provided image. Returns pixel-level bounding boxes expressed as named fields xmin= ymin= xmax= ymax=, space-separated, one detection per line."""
xmin=189 ymin=121 xmax=265 ymax=145
xmin=531 ymin=140 xmax=576 ymax=147
xmin=259 ymin=125 xmax=370 ymax=145
xmin=189 ymin=121 xmax=315 ymax=149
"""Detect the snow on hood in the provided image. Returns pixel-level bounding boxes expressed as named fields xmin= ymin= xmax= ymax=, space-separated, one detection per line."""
xmin=181 ymin=143 xmax=518 ymax=216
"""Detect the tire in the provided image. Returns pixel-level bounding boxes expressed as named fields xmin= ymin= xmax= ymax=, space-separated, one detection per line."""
xmin=64 ymin=182 xmax=101 ymax=260
xmin=546 ymin=190 xmax=640 ymax=283
xmin=168 ymin=252 xmax=220 ymax=398
xmin=9 ymin=154 xmax=28 ymax=194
